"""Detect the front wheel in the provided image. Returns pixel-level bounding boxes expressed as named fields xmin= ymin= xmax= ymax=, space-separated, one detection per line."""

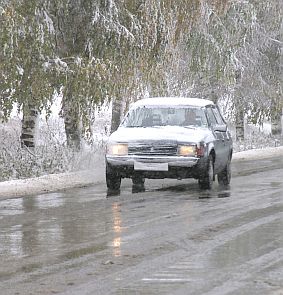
xmin=132 ymin=173 xmax=145 ymax=193
xmin=132 ymin=173 xmax=145 ymax=186
xmin=106 ymin=163 xmax=121 ymax=191
xmin=218 ymin=159 xmax=231 ymax=186
xmin=198 ymin=155 xmax=214 ymax=190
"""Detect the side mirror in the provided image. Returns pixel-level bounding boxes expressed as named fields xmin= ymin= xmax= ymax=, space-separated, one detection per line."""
xmin=213 ymin=124 xmax=227 ymax=132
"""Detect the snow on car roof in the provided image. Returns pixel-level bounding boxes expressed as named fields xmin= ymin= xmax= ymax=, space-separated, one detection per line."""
xmin=131 ymin=97 xmax=214 ymax=108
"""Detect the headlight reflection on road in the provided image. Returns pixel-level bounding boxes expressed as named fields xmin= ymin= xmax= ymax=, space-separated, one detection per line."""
xmin=112 ymin=202 xmax=122 ymax=257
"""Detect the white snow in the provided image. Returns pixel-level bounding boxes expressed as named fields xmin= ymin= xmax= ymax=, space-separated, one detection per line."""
xmin=0 ymin=163 xmax=105 ymax=201
xmin=132 ymin=97 xmax=214 ymax=108
xmin=109 ymin=126 xmax=209 ymax=144
xmin=0 ymin=146 xmax=282 ymax=200
xmin=232 ymin=146 xmax=283 ymax=161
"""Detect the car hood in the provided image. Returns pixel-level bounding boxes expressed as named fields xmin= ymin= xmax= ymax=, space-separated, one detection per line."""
xmin=108 ymin=126 xmax=209 ymax=144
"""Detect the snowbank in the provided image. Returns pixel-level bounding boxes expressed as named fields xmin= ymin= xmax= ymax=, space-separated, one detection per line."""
xmin=232 ymin=146 xmax=283 ymax=161
xmin=0 ymin=166 xmax=105 ymax=200
xmin=0 ymin=146 xmax=283 ymax=200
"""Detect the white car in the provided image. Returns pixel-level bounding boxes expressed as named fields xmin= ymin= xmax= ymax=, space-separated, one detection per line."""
xmin=106 ymin=97 xmax=233 ymax=192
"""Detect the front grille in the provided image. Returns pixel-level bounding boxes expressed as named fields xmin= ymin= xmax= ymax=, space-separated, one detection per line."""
xmin=128 ymin=142 xmax=177 ymax=156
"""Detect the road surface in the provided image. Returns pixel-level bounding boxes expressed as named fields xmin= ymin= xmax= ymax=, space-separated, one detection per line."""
xmin=0 ymin=156 xmax=282 ymax=294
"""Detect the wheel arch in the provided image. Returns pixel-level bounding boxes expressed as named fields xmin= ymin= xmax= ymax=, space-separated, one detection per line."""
xmin=229 ymin=149 xmax=233 ymax=160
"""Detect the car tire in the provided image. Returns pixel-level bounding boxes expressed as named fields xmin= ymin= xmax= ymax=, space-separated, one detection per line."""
xmin=132 ymin=173 xmax=145 ymax=193
xmin=198 ymin=154 xmax=214 ymax=190
xmin=218 ymin=158 xmax=231 ymax=186
xmin=132 ymin=173 xmax=145 ymax=185
xmin=106 ymin=163 xmax=121 ymax=191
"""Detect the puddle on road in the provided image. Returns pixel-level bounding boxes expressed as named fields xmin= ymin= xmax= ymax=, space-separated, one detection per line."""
xmin=0 ymin=198 xmax=24 ymax=216
xmin=209 ymin=220 xmax=283 ymax=269
xmin=35 ymin=193 xmax=65 ymax=209
xmin=0 ymin=192 xmax=118 ymax=260
xmin=0 ymin=193 xmax=64 ymax=215
xmin=0 ymin=225 xmax=24 ymax=257
xmin=269 ymin=182 xmax=281 ymax=188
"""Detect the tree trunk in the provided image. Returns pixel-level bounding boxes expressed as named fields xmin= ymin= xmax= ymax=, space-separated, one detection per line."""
xmin=110 ymin=98 xmax=123 ymax=134
xmin=210 ymin=90 xmax=218 ymax=104
xmin=0 ymin=108 xmax=3 ymax=122
xmin=21 ymin=102 xmax=38 ymax=148
xmin=234 ymin=68 xmax=245 ymax=142
xmin=235 ymin=107 xmax=245 ymax=141
xmin=62 ymin=94 xmax=81 ymax=150
xmin=271 ymin=108 xmax=282 ymax=136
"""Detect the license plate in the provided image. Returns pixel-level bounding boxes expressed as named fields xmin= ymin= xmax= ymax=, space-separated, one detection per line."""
xmin=134 ymin=162 xmax=169 ymax=171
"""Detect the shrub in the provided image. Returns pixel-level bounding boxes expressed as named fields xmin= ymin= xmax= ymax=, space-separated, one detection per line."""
xmin=0 ymin=118 xmax=106 ymax=181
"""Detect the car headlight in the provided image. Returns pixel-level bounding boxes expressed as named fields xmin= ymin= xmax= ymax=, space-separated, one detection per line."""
xmin=107 ymin=144 xmax=128 ymax=156
xmin=178 ymin=145 xmax=196 ymax=157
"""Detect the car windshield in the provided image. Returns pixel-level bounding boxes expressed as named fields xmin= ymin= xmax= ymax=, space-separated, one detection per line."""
xmin=121 ymin=106 xmax=208 ymax=128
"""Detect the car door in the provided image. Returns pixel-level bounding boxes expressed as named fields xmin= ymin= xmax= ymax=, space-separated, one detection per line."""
xmin=205 ymin=106 xmax=227 ymax=173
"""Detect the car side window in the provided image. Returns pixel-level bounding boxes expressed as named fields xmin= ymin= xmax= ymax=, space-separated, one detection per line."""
xmin=206 ymin=107 xmax=218 ymax=126
xmin=212 ymin=106 xmax=225 ymax=125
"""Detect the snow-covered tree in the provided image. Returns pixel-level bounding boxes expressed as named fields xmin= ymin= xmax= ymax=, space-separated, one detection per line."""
xmin=1 ymin=0 xmax=281 ymax=148
xmin=184 ymin=0 xmax=282 ymax=139
xmin=0 ymin=0 xmax=56 ymax=147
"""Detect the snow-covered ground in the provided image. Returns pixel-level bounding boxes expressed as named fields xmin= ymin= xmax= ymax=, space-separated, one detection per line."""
xmin=0 ymin=146 xmax=282 ymax=200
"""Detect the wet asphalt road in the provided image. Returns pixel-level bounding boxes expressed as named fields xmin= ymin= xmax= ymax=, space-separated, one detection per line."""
xmin=0 ymin=157 xmax=283 ymax=295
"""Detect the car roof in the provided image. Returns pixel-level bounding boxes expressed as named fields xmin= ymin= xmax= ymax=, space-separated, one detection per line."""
xmin=131 ymin=97 xmax=214 ymax=108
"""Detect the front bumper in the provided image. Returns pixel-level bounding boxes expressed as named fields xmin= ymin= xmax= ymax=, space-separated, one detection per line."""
xmin=106 ymin=155 xmax=207 ymax=180
xmin=106 ymin=155 xmax=199 ymax=167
